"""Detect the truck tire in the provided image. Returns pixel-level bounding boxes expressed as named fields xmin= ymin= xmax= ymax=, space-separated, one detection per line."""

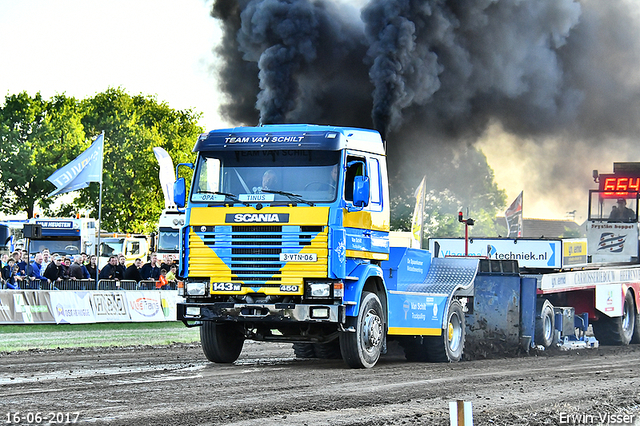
xmin=313 ymin=340 xmax=342 ymax=359
xmin=399 ymin=337 xmax=429 ymax=362
xmin=593 ymin=290 xmax=635 ymax=346
xmin=633 ymin=295 xmax=640 ymax=344
xmin=425 ymin=300 xmax=465 ymax=362
xmin=200 ymin=321 xmax=244 ymax=363
xmin=535 ymin=300 xmax=555 ymax=348
xmin=339 ymin=291 xmax=385 ymax=368
xmin=292 ymin=343 xmax=316 ymax=358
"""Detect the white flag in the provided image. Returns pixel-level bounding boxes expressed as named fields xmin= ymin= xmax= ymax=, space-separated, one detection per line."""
xmin=153 ymin=147 xmax=176 ymax=208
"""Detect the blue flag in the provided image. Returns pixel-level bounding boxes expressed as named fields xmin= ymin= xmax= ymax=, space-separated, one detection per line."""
xmin=47 ymin=134 xmax=104 ymax=197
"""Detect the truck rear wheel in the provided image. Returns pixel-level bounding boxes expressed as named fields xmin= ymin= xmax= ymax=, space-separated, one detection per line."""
xmin=593 ymin=290 xmax=635 ymax=345
xmin=339 ymin=291 xmax=385 ymax=368
xmin=633 ymin=295 xmax=640 ymax=344
xmin=200 ymin=321 xmax=245 ymax=363
xmin=535 ymin=300 xmax=555 ymax=348
xmin=425 ymin=300 xmax=465 ymax=362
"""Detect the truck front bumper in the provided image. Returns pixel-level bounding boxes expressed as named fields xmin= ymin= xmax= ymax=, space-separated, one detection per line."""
xmin=177 ymin=302 xmax=346 ymax=324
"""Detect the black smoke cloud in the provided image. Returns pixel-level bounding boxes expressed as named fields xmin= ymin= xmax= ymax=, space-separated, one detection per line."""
xmin=210 ymin=0 xmax=640 ymax=217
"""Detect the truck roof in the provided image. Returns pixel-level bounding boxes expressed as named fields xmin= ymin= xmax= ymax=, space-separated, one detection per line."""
xmin=193 ymin=124 xmax=385 ymax=155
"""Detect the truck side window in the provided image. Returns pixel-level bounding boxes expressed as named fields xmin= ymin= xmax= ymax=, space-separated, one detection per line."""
xmin=345 ymin=156 xmax=366 ymax=202
xmin=369 ymin=158 xmax=381 ymax=206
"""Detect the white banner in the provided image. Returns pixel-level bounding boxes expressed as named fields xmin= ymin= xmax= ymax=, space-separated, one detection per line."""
xmin=50 ymin=291 xmax=95 ymax=324
xmin=127 ymin=291 xmax=165 ymax=321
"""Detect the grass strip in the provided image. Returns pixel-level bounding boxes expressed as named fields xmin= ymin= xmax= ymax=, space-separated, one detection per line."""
xmin=0 ymin=322 xmax=200 ymax=352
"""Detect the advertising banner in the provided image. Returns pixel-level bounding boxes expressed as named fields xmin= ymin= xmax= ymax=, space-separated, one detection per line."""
xmin=429 ymin=238 xmax=561 ymax=269
xmin=0 ymin=291 xmax=55 ymax=324
xmin=50 ymin=291 xmax=95 ymax=324
xmin=0 ymin=290 xmax=182 ymax=324
xmin=127 ymin=291 xmax=165 ymax=322
xmin=90 ymin=291 xmax=131 ymax=322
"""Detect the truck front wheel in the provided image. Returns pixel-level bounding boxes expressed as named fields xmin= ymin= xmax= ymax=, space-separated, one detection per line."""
xmin=200 ymin=321 xmax=245 ymax=363
xmin=340 ymin=291 xmax=385 ymax=368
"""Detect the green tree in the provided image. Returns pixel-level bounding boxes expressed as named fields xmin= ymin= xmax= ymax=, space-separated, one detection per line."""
xmin=390 ymin=147 xmax=507 ymax=239
xmin=0 ymin=89 xmax=203 ymax=233
xmin=70 ymin=88 xmax=203 ymax=232
xmin=0 ymin=92 xmax=85 ymax=218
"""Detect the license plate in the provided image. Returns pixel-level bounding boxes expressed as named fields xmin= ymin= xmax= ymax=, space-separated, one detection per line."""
xmin=279 ymin=285 xmax=299 ymax=292
xmin=279 ymin=253 xmax=317 ymax=262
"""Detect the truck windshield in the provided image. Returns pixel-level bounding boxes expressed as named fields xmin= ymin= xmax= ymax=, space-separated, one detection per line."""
xmin=100 ymin=239 xmax=123 ymax=257
xmin=30 ymin=239 xmax=81 ymax=256
xmin=191 ymin=150 xmax=341 ymax=203
xmin=158 ymin=228 xmax=179 ymax=252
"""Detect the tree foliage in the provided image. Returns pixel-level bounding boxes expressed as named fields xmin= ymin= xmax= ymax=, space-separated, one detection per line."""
xmin=0 ymin=89 xmax=203 ymax=232
xmin=390 ymin=147 xmax=507 ymax=239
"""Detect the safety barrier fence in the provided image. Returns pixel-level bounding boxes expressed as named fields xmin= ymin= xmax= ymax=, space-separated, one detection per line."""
xmin=1 ymin=279 xmax=178 ymax=291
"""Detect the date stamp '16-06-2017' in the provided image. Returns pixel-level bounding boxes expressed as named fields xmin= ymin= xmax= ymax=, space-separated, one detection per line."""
xmin=4 ymin=412 xmax=80 ymax=424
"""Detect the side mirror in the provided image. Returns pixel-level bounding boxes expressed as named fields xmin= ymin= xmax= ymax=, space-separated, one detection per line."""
xmin=353 ymin=176 xmax=370 ymax=207
xmin=174 ymin=178 xmax=186 ymax=208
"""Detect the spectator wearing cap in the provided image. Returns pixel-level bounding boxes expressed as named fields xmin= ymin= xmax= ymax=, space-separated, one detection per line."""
xmin=609 ymin=198 xmax=635 ymax=221
xmin=44 ymin=255 xmax=65 ymax=283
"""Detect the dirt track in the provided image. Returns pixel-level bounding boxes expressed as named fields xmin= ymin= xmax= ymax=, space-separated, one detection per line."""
xmin=1 ymin=341 xmax=640 ymax=426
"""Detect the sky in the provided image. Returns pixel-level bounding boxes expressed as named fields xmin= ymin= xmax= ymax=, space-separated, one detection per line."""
xmin=1 ymin=0 xmax=636 ymax=224
xmin=0 ymin=0 xmax=226 ymax=129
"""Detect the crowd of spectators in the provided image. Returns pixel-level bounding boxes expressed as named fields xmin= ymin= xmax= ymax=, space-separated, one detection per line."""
xmin=0 ymin=250 xmax=178 ymax=290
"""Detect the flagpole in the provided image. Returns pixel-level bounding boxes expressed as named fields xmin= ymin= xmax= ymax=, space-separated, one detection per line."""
xmin=95 ymin=131 xmax=105 ymax=290
xmin=420 ymin=175 xmax=426 ymax=249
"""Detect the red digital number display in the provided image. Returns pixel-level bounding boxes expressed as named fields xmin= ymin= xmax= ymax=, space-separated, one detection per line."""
xmin=599 ymin=174 xmax=640 ymax=198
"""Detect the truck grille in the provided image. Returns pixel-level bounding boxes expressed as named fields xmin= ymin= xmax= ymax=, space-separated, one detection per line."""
xmin=188 ymin=224 xmax=327 ymax=288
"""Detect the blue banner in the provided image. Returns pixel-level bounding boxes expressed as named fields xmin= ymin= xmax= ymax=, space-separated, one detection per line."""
xmin=47 ymin=134 xmax=104 ymax=197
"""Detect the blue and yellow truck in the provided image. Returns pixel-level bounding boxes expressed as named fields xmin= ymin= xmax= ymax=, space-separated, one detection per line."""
xmin=175 ymin=125 xmax=640 ymax=368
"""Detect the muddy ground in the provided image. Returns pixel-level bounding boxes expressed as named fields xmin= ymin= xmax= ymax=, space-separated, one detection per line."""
xmin=1 ymin=341 xmax=640 ymax=426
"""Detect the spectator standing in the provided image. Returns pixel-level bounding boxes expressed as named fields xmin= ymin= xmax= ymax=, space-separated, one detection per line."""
xmin=41 ymin=248 xmax=51 ymax=270
xmin=157 ymin=268 xmax=169 ymax=290
xmin=44 ymin=255 xmax=64 ymax=283
xmin=13 ymin=251 xmax=27 ymax=276
xmin=5 ymin=262 xmax=21 ymax=289
xmin=85 ymin=255 xmax=98 ymax=280
xmin=69 ymin=255 xmax=89 ymax=280
xmin=124 ymin=258 xmax=143 ymax=282
xmin=99 ymin=256 xmax=119 ymax=280
xmin=1 ymin=253 xmax=8 ymax=268
xmin=28 ymin=252 xmax=47 ymax=288
xmin=2 ymin=258 xmax=15 ymax=288
xmin=61 ymin=257 xmax=72 ymax=279
xmin=116 ymin=255 xmax=126 ymax=281
xmin=140 ymin=253 xmax=160 ymax=281
xmin=165 ymin=264 xmax=177 ymax=284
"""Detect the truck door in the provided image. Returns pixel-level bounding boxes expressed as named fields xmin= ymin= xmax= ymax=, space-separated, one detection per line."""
xmin=343 ymin=154 xmax=389 ymax=261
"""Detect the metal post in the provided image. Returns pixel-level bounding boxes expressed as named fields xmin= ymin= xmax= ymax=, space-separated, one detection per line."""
xmin=95 ymin=131 xmax=105 ymax=291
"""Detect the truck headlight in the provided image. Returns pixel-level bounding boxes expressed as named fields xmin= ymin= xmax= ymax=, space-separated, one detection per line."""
xmin=308 ymin=282 xmax=331 ymax=298
xmin=186 ymin=282 xmax=207 ymax=296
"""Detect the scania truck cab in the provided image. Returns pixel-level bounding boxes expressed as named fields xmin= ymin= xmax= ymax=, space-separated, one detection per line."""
xmin=175 ymin=124 xmax=395 ymax=367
